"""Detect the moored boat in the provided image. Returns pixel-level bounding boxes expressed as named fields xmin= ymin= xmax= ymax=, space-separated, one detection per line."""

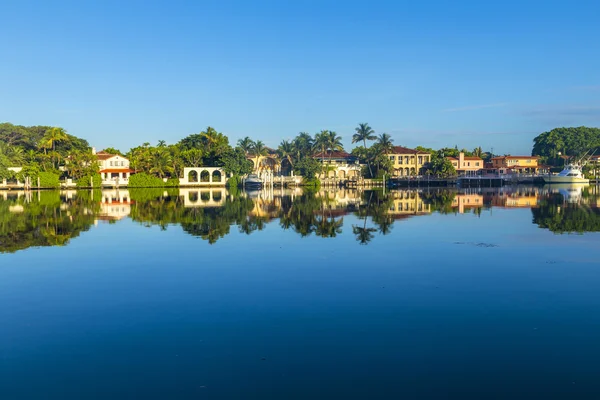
xmin=244 ymin=174 xmax=263 ymax=188
xmin=542 ymin=164 xmax=589 ymax=184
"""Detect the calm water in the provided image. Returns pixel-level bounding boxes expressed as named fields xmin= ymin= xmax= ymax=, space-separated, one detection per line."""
xmin=1 ymin=185 xmax=600 ymax=399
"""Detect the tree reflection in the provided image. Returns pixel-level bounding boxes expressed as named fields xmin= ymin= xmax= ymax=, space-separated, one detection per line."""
xmin=0 ymin=190 xmax=100 ymax=253
xmin=532 ymin=191 xmax=600 ymax=234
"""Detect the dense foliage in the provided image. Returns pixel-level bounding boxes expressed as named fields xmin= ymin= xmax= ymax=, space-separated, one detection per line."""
xmin=0 ymin=122 xmax=97 ymax=182
xmin=532 ymin=126 xmax=600 ymax=165
xmin=76 ymin=174 xmax=102 ymax=188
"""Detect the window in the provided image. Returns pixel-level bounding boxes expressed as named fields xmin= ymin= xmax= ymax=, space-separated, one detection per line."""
xmin=390 ymin=156 xmax=395 ymax=161
xmin=476 ymin=162 xmax=480 ymax=166
xmin=468 ymin=162 xmax=471 ymax=166
xmin=110 ymin=161 xmax=113 ymax=166
xmin=121 ymin=161 xmax=124 ymax=166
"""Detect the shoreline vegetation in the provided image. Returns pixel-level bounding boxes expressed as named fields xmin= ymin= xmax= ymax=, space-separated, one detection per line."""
xmin=1 ymin=122 xmax=600 ymax=189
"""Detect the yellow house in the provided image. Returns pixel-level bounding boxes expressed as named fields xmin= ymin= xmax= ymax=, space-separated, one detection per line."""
xmin=491 ymin=156 xmax=543 ymax=174
xmin=386 ymin=146 xmax=431 ymax=177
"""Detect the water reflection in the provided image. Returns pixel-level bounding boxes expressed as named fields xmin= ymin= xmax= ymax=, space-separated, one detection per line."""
xmin=1 ymin=185 xmax=599 ymax=252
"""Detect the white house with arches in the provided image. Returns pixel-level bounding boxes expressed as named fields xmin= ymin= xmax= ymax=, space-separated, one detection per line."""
xmin=179 ymin=167 xmax=227 ymax=186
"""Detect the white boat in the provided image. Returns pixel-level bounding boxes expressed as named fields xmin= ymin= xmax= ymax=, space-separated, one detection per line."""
xmin=244 ymin=174 xmax=263 ymax=188
xmin=542 ymin=164 xmax=589 ymax=184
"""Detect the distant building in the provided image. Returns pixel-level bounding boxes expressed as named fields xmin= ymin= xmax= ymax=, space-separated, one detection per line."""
xmin=446 ymin=152 xmax=484 ymax=176
xmin=490 ymin=155 xmax=548 ymax=174
xmin=386 ymin=146 xmax=431 ymax=177
xmin=313 ymin=151 xmax=361 ymax=180
xmin=96 ymin=150 xmax=134 ymax=185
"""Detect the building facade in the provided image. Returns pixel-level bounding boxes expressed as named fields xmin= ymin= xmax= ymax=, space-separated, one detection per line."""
xmin=447 ymin=152 xmax=484 ymax=176
xmin=313 ymin=151 xmax=362 ymax=180
xmin=96 ymin=151 xmax=134 ymax=186
xmin=386 ymin=146 xmax=431 ymax=177
xmin=490 ymin=156 xmax=545 ymax=174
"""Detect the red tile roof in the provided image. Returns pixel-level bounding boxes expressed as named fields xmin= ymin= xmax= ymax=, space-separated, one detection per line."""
xmin=313 ymin=151 xmax=354 ymax=159
xmin=96 ymin=153 xmax=115 ymax=160
xmin=99 ymin=168 xmax=135 ymax=173
xmin=491 ymin=156 xmax=539 ymax=160
xmin=389 ymin=146 xmax=429 ymax=155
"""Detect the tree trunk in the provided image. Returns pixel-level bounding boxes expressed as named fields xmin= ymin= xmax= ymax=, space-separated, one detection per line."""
xmin=364 ymin=138 xmax=373 ymax=178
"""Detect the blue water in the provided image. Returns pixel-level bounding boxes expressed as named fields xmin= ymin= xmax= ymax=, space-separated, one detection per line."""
xmin=1 ymin=188 xmax=600 ymax=399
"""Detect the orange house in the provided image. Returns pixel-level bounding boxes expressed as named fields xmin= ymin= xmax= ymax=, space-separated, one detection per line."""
xmin=446 ymin=152 xmax=484 ymax=176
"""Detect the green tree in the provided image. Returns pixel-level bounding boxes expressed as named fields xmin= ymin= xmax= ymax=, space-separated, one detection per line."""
xmin=250 ymin=140 xmax=268 ymax=172
xmin=353 ymin=123 xmax=377 ymax=176
xmin=43 ymin=127 xmax=69 ymax=169
xmin=237 ymin=137 xmax=254 ymax=154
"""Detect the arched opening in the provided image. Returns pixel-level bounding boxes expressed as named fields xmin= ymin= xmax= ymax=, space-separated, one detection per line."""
xmin=327 ymin=169 xmax=336 ymax=178
xmin=188 ymin=170 xmax=198 ymax=183
xmin=200 ymin=170 xmax=210 ymax=182
xmin=405 ymin=168 xmax=410 ymax=176
xmin=212 ymin=170 xmax=222 ymax=183
xmin=189 ymin=191 xmax=199 ymax=202
xmin=338 ymin=170 xmax=346 ymax=180
xmin=212 ymin=190 xmax=222 ymax=202
xmin=410 ymin=168 xmax=416 ymax=175
xmin=201 ymin=191 xmax=210 ymax=201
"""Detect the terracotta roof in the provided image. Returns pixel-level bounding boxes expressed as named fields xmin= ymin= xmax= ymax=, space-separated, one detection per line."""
xmin=491 ymin=156 xmax=539 ymax=160
xmin=313 ymin=151 xmax=354 ymax=159
xmin=446 ymin=156 xmax=482 ymax=161
xmin=388 ymin=146 xmax=429 ymax=155
xmin=96 ymin=153 xmax=115 ymax=160
xmin=99 ymin=168 xmax=135 ymax=173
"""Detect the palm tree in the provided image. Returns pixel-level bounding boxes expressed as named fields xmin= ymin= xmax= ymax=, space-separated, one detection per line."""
xmin=376 ymin=133 xmax=394 ymax=155
xmin=325 ymin=130 xmax=344 ymax=166
xmin=473 ymin=146 xmax=483 ymax=158
xmin=294 ymin=132 xmax=313 ymax=160
xmin=237 ymin=137 xmax=254 ymax=154
xmin=157 ymin=140 xmax=167 ymax=147
xmin=7 ymin=146 xmax=24 ymax=165
xmin=26 ymin=149 xmax=37 ymax=164
xmin=353 ymin=123 xmax=376 ymax=176
xmin=201 ymin=126 xmax=219 ymax=152
xmin=314 ymin=130 xmax=329 ymax=176
xmin=43 ymin=127 xmax=69 ymax=169
xmin=250 ymin=140 xmax=268 ymax=172
xmin=150 ymin=148 xmax=174 ymax=178
xmin=277 ymin=140 xmax=295 ymax=174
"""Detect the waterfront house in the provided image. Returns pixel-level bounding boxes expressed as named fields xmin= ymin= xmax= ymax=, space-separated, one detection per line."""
xmin=489 ymin=155 xmax=548 ymax=174
xmin=313 ymin=151 xmax=362 ymax=181
xmin=96 ymin=150 xmax=134 ymax=186
xmin=446 ymin=152 xmax=484 ymax=176
xmin=385 ymin=146 xmax=431 ymax=177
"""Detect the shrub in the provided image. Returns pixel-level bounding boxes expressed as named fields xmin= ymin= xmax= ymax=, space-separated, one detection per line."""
xmin=128 ymin=173 xmax=169 ymax=188
xmin=165 ymin=177 xmax=180 ymax=187
xmin=226 ymin=175 xmax=241 ymax=188
xmin=37 ymin=172 xmax=60 ymax=188
xmin=76 ymin=174 xmax=102 ymax=188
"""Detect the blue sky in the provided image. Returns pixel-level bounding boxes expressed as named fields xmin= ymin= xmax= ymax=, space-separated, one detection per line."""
xmin=1 ymin=0 xmax=599 ymax=154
